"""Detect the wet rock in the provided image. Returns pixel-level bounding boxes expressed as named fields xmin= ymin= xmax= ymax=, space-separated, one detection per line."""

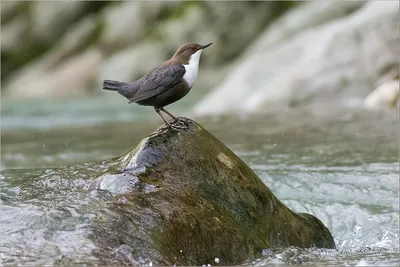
xmin=193 ymin=1 xmax=398 ymax=115
xmin=89 ymin=118 xmax=335 ymax=265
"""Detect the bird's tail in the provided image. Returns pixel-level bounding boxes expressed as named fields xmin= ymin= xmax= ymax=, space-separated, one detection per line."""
xmin=102 ymin=80 xmax=125 ymax=91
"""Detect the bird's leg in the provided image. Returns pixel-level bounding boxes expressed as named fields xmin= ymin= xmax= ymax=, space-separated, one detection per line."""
xmin=154 ymin=107 xmax=171 ymax=127
xmin=160 ymin=108 xmax=178 ymax=121
xmin=156 ymin=107 xmax=186 ymax=130
xmin=160 ymin=108 xmax=189 ymax=129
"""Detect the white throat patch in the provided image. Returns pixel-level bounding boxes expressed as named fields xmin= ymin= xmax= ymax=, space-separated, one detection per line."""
xmin=183 ymin=49 xmax=202 ymax=88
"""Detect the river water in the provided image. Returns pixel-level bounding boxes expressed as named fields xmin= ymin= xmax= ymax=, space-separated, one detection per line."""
xmin=1 ymin=96 xmax=399 ymax=266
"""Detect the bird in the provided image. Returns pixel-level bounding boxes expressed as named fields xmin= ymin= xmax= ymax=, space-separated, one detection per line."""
xmin=102 ymin=42 xmax=213 ymax=127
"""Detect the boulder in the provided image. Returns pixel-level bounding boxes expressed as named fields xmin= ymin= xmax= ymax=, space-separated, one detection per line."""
xmin=89 ymin=118 xmax=335 ymax=265
xmin=0 ymin=118 xmax=335 ymax=265
xmin=193 ymin=1 xmax=399 ymax=116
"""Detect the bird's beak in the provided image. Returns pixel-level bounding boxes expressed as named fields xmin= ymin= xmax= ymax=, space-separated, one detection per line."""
xmin=201 ymin=43 xmax=213 ymax=49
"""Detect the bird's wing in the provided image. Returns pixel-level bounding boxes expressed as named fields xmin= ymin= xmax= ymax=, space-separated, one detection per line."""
xmin=129 ymin=64 xmax=186 ymax=102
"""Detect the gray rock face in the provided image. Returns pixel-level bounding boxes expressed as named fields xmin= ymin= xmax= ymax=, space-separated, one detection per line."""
xmin=193 ymin=1 xmax=399 ymax=115
xmin=241 ymin=1 xmax=365 ymax=58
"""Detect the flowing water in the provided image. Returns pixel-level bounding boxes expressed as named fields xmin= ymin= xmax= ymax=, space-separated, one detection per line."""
xmin=1 ymin=96 xmax=399 ymax=266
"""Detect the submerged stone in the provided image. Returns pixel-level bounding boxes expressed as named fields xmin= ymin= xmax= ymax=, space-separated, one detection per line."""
xmin=90 ymin=117 xmax=335 ymax=266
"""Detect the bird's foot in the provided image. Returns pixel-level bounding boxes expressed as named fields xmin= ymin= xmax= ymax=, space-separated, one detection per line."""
xmin=169 ymin=118 xmax=188 ymax=130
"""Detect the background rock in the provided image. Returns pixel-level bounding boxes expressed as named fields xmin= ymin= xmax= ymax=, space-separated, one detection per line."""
xmin=98 ymin=42 xmax=165 ymax=86
xmin=0 ymin=1 xmax=106 ymax=81
xmin=1 ymin=1 xmax=397 ymax=113
xmin=193 ymin=1 xmax=399 ymax=115
xmin=30 ymin=1 xmax=88 ymax=43
xmin=98 ymin=1 xmax=179 ymax=52
xmin=1 ymin=12 xmax=29 ymax=53
xmin=8 ymin=48 xmax=103 ymax=98
xmin=1 ymin=1 xmax=292 ymax=98
xmin=3 ymin=14 xmax=103 ymax=98
xmin=241 ymin=1 xmax=365 ymax=58
xmin=1 ymin=1 xmax=21 ymax=22
xmin=364 ymin=68 xmax=399 ymax=110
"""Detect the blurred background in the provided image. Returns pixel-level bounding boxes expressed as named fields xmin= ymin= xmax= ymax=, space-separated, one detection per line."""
xmin=1 ymin=0 xmax=399 ymax=166
xmin=1 ymin=1 xmax=398 ymax=104
xmin=1 ymin=0 xmax=399 ymax=168
xmin=1 ymin=2 xmax=399 ymax=265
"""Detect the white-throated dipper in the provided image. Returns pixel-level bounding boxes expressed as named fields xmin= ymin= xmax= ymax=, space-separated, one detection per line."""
xmin=102 ymin=42 xmax=213 ymax=126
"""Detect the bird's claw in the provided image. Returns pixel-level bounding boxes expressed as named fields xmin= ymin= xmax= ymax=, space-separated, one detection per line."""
xmin=169 ymin=118 xmax=188 ymax=130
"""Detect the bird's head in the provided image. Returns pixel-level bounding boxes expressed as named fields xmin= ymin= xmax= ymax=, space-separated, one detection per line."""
xmin=172 ymin=43 xmax=213 ymax=65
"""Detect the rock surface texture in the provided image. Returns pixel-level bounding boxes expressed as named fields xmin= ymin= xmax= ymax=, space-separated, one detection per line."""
xmin=90 ymin=118 xmax=335 ymax=265
xmin=193 ymin=1 xmax=399 ymax=115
